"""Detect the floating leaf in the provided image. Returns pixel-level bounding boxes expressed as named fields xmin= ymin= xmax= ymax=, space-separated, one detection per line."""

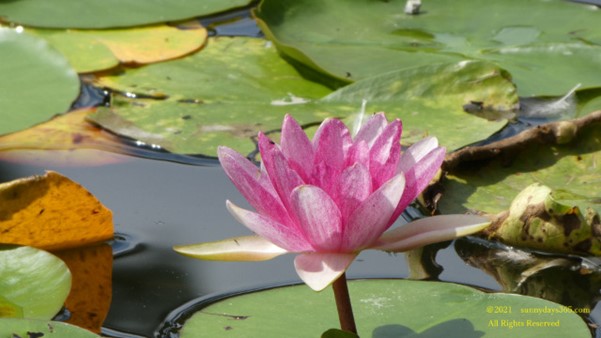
xmin=0 ymin=28 xmax=79 ymax=136
xmin=0 ymin=171 xmax=113 ymax=250
xmin=0 ymin=0 xmax=252 ymax=29
xmin=179 ymin=279 xmax=590 ymax=337
xmin=254 ymin=0 xmax=601 ymax=96
xmin=0 ymin=318 xmax=101 ymax=337
xmin=55 ymin=244 xmax=113 ymax=334
xmin=29 ymin=24 xmax=208 ymax=73
xmin=90 ymin=36 xmax=516 ymax=155
xmin=0 ymin=108 xmax=132 ymax=167
xmin=89 ymin=36 xmax=332 ymax=156
xmin=0 ymin=246 xmax=71 ymax=320
xmin=320 ymin=60 xmax=516 ymax=150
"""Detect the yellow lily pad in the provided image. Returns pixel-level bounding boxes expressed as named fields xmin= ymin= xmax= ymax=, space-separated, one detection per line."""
xmin=0 ymin=107 xmax=132 ymax=167
xmin=56 ymin=244 xmax=113 ymax=334
xmin=29 ymin=24 xmax=208 ymax=73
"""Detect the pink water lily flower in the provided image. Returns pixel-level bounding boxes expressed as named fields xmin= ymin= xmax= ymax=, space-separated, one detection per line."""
xmin=175 ymin=113 xmax=489 ymax=291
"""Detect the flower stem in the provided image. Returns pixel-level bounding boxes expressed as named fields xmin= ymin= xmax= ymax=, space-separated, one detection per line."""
xmin=332 ymin=272 xmax=357 ymax=334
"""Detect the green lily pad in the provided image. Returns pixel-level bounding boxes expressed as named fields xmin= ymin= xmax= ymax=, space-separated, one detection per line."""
xmin=179 ymin=279 xmax=590 ymax=337
xmin=254 ymin=0 xmax=601 ymax=96
xmin=88 ymin=36 xmax=333 ymax=156
xmin=0 ymin=318 xmax=100 ymax=337
xmin=0 ymin=246 xmax=71 ymax=320
xmin=321 ymin=60 xmax=516 ymax=150
xmin=0 ymin=28 xmax=79 ymax=136
xmin=90 ymin=36 xmax=516 ymax=155
xmin=438 ymin=117 xmax=601 ymax=216
xmin=0 ymin=0 xmax=252 ymax=29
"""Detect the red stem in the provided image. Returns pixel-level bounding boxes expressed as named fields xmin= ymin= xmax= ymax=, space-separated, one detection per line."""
xmin=332 ymin=272 xmax=357 ymax=334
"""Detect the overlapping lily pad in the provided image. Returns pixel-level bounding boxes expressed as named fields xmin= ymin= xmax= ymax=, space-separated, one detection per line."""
xmin=321 ymin=60 xmax=516 ymax=150
xmin=30 ymin=23 xmax=208 ymax=73
xmin=89 ymin=36 xmax=333 ymax=156
xmin=0 ymin=28 xmax=79 ymax=136
xmin=254 ymin=0 xmax=601 ymax=96
xmin=179 ymin=279 xmax=590 ymax=337
xmin=0 ymin=0 xmax=252 ymax=28
xmin=0 ymin=246 xmax=71 ymax=320
xmin=90 ymin=36 xmax=516 ymax=155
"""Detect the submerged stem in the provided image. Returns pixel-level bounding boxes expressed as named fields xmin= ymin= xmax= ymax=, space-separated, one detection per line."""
xmin=332 ymin=272 xmax=358 ymax=335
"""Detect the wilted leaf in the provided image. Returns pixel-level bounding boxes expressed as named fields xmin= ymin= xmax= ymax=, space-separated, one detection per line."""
xmin=482 ymin=184 xmax=601 ymax=256
xmin=29 ymin=24 xmax=208 ymax=73
xmin=0 ymin=318 xmax=101 ymax=337
xmin=0 ymin=28 xmax=79 ymax=136
xmin=0 ymin=0 xmax=252 ymax=29
xmin=55 ymin=244 xmax=112 ymax=333
xmin=0 ymin=246 xmax=71 ymax=320
xmin=0 ymin=108 xmax=132 ymax=167
xmin=0 ymin=171 xmax=113 ymax=250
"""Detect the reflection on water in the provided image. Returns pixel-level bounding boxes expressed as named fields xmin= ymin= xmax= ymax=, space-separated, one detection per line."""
xmin=456 ymin=236 xmax=601 ymax=334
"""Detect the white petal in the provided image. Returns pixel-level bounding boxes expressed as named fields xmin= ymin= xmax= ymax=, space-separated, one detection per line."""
xmin=294 ymin=253 xmax=357 ymax=291
xmin=174 ymin=235 xmax=288 ymax=261
xmin=372 ymin=215 xmax=490 ymax=252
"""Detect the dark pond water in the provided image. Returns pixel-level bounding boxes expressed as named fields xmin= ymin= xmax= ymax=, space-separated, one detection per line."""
xmin=2 ymin=151 xmax=600 ymax=337
xmin=3 ymin=2 xmax=601 ymax=337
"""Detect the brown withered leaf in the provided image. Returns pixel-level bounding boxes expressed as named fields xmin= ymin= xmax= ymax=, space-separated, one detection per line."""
xmin=55 ymin=244 xmax=112 ymax=333
xmin=0 ymin=171 xmax=113 ymax=250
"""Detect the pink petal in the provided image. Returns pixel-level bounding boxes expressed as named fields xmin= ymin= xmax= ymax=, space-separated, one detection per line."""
xmin=173 ymin=235 xmax=288 ymax=261
xmin=311 ymin=118 xmax=351 ymax=195
xmin=280 ymin=114 xmax=314 ymax=181
xmin=346 ymin=139 xmax=370 ymax=168
xmin=353 ymin=112 xmax=387 ymax=147
xmin=337 ymin=163 xmax=372 ymax=224
xmin=226 ymin=200 xmax=312 ymax=252
xmin=372 ymin=215 xmax=490 ymax=252
xmin=369 ymin=118 xmax=402 ymax=187
xmin=341 ymin=173 xmax=405 ymax=251
xmin=294 ymin=252 xmax=357 ymax=291
xmin=258 ymin=133 xmax=305 ymax=213
xmin=390 ymin=145 xmax=446 ymax=225
xmin=218 ymin=146 xmax=289 ymax=225
xmin=290 ymin=185 xmax=343 ymax=251
xmin=397 ymin=136 xmax=440 ymax=174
